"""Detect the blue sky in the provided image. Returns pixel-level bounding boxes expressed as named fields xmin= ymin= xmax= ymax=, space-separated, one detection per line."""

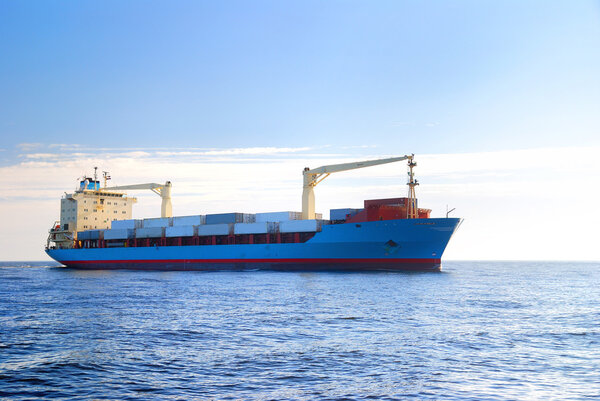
xmin=1 ymin=1 xmax=598 ymax=156
xmin=0 ymin=1 xmax=599 ymax=260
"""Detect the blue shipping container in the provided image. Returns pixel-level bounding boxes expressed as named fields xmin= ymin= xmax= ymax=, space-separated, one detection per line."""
xmin=206 ymin=213 xmax=244 ymax=225
xmin=88 ymin=230 xmax=102 ymax=240
xmin=330 ymin=208 xmax=363 ymax=221
xmin=104 ymin=229 xmax=134 ymax=240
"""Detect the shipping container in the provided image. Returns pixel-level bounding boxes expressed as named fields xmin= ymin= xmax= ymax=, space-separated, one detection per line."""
xmin=77 ymin=231 xmax=90 ymax=240
xmin=206 ymin=213 xmax=243 ymax=224
xmin=136 ymin=227 xmax=165 ymax=238
xmin=279 ymin=219 xmax=322 ymax=233
xmin=165 ymin=225 xmax=196 ymax=238
xmin=242 ymin=213 xmax=255 ymax=223
xmin=364 ymin=198 xmax=412 ymax=208
xmin=172 ymin=215 xmax=205 ymax=226
xmin=255 ymin=211 xmax=302 ymax=222
xmin=197 ymin=223 xmax=231 ymax=236
xmin=329 ymin=208 xmax=363 ymax=221
xmin=88 ymin=230 xmax=103 ymax=240
xmin=111 ymin=219 xmax=142 ymax=230
xmin=366 ymin=205 xmax=406 ymax=221
xmin=233 ymin=222 xmax=276 ymax=235
xmin=104 ymin=228 xmax=134 ymax=240
xmin=142 ymin=217 xmax=172 ymax=228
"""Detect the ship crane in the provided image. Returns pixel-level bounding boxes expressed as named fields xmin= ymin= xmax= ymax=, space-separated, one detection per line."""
xmin=103 ymin=182 xmax=173 ymax=218
xmin=302 ymin=155 xmax=414 ymax=220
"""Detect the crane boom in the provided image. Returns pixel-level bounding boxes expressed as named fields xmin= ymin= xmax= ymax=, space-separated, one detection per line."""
xmin=103 ymin=181 xmax=173 ymax=218
xmin=106 ymin=183 xmax=164 ymax=191
xmin=305 ymin=156 xmax=409 ymax=176
xmin=302 ymin=155 xmax=412 ymax=219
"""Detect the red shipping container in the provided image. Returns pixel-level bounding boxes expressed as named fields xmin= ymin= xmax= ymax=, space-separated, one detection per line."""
xmin=364 ymin=197 xmax=410 ymax=208
xmin=366 ymin=205 xmax=409 ymax=221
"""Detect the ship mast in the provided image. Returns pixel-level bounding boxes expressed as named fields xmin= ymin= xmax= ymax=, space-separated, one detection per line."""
xmin=407 ymin=155 xmax=418 ymax=219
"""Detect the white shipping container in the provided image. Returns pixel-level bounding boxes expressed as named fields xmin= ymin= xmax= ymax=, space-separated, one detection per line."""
xmin=136 ymin=227 xmax=164 ymax=238
xmin=197 ymin=223 xmax=231 ymax=236
xmin=172 ymin=215 xmax=205 ymax=226
xmin=143 ymin=217 xmax=172 ymax=228
xmin=104 ymin=228 xmax=134 ymax=240
xmin=255 ymin=211 xmax=302 ymax=222
xmin=279 ymin=219 xmax=321 ymax=233
xmin=233 ymin=222 xmax=276 ymax=235
xmin=166 ymin=225 xmax=196 ymax=237
xmin=111 ymin=219 xmax=142 ymax=230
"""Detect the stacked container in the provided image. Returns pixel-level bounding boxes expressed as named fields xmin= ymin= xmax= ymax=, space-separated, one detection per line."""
xmin=255 ymin=211 xmax=302 ymax=222
xmin=88 ymin=230 xmax=103 ymax=240
xmin=104 ymin=229 xmax=134 ymax=240
xmin=233 ymin=222 xmax=277 ymax=235
xmin=112 ymin=219 xmax=142 ymax=230
xmin=143 ymin=217 xmax=172 ymax=228
xmin=205 ymin=213 xmax=255 ymax=224
xmin=197 ymin=224 xmax=231 ymax=236
xmin=136 ymin=227 xmax=165 ymax=238
xmin=330 ymin=208 xmax=363 ymax=221
xmin=364 ymin=197 xmax=412 ymax=208
xmin=166 ymin=225 xmax=196 ymax=237
xmin=279 ymin=220 xmax=322 ymax=233
xmin=172 ymin=215 xmax=205 ymax=226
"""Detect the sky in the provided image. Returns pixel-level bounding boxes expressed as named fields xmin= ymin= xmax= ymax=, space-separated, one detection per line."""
xmin=0 ymin=1 xmax=599 ymax=261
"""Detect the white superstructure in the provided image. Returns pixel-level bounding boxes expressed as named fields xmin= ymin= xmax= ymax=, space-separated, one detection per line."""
xmin=59 ymin=177 xmax=137 ymax=233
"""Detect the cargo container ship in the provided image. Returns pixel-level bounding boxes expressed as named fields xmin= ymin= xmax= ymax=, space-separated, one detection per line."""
xmin=46 ymin=155 xmax=461 ymax=271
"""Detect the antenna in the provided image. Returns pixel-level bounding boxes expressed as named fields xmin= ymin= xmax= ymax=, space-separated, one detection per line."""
xmin=94 ymin=167 xmax=98 ymax=182
xmin=103 ymin=171 xmax=111 ymax=188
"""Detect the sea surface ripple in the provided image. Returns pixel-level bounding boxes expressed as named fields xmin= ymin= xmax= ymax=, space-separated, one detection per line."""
xmin=1 ymin=261 xmax=599 ymax=400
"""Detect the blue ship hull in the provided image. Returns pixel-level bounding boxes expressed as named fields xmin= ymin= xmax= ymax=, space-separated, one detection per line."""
xmin=46 ymin=218 xmax=461 ymax=271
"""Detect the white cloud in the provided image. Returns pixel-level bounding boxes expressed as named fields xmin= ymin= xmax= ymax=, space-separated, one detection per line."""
xmin=16 ymin=142 xmax=43 ymax=151
xmin=22 ymin=153 xmax=62 ymax=159
xmin=200 ymin=147 xmax=312 ymax=156
xmin=48 ymin=143 xmax=83 ymax=148
xmin=340 ymin=145 xmax=378 ymax=150
xmin=9 ymin=146 xmax=322 ymax=163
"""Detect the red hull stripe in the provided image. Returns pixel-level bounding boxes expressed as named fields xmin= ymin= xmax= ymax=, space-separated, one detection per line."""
xmin=61 ymin=258 xmax=441 ymax=265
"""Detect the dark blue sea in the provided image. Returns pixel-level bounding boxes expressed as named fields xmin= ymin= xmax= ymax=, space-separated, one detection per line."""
xmin=1 ymin=262 xmax=598 ymax=400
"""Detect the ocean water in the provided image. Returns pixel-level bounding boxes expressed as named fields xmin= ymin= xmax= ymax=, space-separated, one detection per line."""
xmin=0 ymin=261 xmax=598 ymax=400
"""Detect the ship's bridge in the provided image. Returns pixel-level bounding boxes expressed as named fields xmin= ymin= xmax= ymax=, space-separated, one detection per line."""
xmin=79 ymin=178 xmax=101 ymax=191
